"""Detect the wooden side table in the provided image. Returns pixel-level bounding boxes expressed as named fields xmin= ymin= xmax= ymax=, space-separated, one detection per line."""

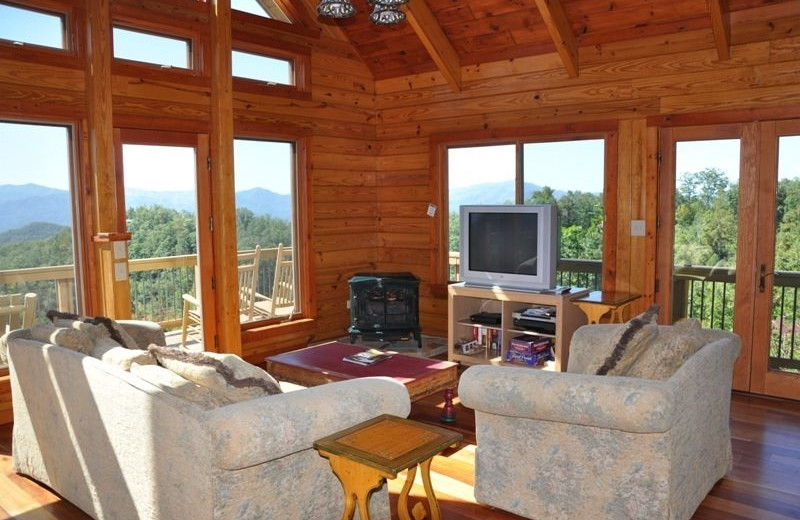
xmin=574 ymin=291 xmax=641 ymax=324
xmin=313 ymin=414 xmax=462 ymax=520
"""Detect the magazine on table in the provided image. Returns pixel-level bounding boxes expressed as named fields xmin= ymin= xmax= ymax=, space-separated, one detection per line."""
xmin=342 ymin=348 xmax=393 ymax=366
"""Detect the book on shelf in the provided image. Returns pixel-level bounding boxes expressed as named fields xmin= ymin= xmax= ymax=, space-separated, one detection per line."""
xmin=342 ymin=348 xmax=393 ymax=366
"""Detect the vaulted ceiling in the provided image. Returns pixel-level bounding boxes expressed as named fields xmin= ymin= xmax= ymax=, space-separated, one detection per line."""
xmin=287 ymin=0 xmax=797 ymax=91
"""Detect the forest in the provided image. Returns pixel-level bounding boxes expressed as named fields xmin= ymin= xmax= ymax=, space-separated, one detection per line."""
xmin=0 ymin=206 xmax=292 ymax=323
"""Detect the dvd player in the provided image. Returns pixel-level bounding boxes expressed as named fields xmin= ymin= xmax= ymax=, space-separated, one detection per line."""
xmin=512 ymin=311 xmax=556 ymax=334
xmin=470 ymin=311 xmax=501 ymax=325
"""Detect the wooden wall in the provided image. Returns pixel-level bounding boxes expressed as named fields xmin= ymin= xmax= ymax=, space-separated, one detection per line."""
xmin=0 ymin=0 xmax=378 ymax=424
xmin=373 ymin=1 xmax=800 ymax=338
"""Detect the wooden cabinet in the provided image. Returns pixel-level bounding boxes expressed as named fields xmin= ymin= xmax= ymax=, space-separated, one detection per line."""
xmin=447 ymin=283 xmax=589 ymax=371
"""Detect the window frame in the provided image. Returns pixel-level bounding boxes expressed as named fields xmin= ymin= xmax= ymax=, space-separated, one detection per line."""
xmin=233 ymin=128 xmax=313 ymax=336
xmin=430 ymin=123 xmax=618 ymax=294
xmin=110 ymin=1 xmax=208 ymax=79
xmin=0 ymin=116 xmax=90 ymax=346
xmin=231 ymin=38 xmax=310 ymax=97
xmin=0 ymin=0 xmax=83 ymax=63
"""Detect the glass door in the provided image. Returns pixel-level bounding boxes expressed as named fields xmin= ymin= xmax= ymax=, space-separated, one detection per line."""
xmin=659 ymin=121 xmax=800 ymax=400
xmin=116 ymin=129 xmax=211 ymax=348
xmin=751 ymin=121 xmax=800 ymax=400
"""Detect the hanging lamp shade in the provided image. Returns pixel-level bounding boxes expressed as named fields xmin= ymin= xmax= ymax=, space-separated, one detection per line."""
xmin=369 ymin=1 xmax=406 ymax=25
xmin=317 ymin=0 xmax=356 ymax=19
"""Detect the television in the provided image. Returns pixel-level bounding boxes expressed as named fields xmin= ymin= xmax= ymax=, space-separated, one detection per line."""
xmin=459 ymin=204 xmax=558 ymax=292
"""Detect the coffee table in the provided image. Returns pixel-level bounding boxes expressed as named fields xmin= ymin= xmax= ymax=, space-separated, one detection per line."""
xmin=314 ymin=414 xmax=463 ymax=520
xmin=264 ymin=341 xmax=459 ymax=422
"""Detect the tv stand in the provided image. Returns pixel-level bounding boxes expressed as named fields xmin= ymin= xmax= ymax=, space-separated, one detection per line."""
xmin=448 ymin=283 xmax=588 ymax=371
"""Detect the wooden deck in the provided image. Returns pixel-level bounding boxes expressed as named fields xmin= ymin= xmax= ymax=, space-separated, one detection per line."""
xmin=1 ymin=391 xmax=799 ymax=519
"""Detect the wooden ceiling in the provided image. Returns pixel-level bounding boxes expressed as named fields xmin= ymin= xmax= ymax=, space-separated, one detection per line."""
xmin=294 ymin=0 xmax=793 ymax=90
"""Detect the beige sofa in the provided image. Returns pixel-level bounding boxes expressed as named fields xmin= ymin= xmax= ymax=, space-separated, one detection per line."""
xmin=458 ymin=321 xmax=741 ymax=520
xmin=6 ymin=322 xmax=411 ymax=520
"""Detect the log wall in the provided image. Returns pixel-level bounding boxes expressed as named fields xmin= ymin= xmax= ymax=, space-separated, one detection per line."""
xmin=373 ymin=2 xmax=800 ymax=338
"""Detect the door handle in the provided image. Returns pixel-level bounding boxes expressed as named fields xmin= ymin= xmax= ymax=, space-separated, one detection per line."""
xmin=759 ymin=264 xmax=773 ymax=293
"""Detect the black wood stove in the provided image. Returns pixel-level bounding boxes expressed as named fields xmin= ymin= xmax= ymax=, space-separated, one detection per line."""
xmin=347 ymin=272 xmax=421 ymax=348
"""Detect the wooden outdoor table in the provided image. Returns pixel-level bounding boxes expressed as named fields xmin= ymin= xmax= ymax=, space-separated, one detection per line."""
xmin=574 ymin=290 xmax=641 ymax=324
xmin=314 ymin=414 xmax=463 ymax=520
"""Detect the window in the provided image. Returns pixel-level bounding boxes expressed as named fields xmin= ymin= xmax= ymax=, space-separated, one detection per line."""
xmin=112 ymin=26 xmax=191 ymax=69
xmin=234 ymin=138 xmax=300 ymax=321
xmin=0 ymin=2 xmax=65 ymax=49
xmin=445 ymin=137 xmax=607 ymax=289
xmin=232 ymin=0 xmax=289 ymax=21
xmin=0 ymin=120 xmax=79 ymax=367
xmin=233 ymin=49 xmax=292 ymax=85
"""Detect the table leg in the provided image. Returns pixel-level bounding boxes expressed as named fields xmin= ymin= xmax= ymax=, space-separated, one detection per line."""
xmin=440 ymin=388 xmax=456 ymax=423
xmin=397 ymin=457 xmax=442 ymax=520
xmin=320 ymin=451 xmax=387 ymax=520
xmin=397 ymin=464 xmax=417 ymax=520
xmin=419 ymin=457 xmax=442 ymax=520
xmin=575 ymin=303 xmax=613 ymax=324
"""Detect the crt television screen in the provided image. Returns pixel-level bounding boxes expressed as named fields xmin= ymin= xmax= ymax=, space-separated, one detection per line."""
xmin=468 ymin=212 xmax=539 ymax=275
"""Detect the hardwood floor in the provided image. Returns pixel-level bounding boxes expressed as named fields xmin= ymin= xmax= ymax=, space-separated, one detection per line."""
xmin=1 ymin=391 xmax=799 ymax=520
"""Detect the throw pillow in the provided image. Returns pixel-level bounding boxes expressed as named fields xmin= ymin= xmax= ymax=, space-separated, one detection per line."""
xmin=595 ymin=304 xmax=660 ymax=376
xmin=130 ymin=363 xmax=232 ymax=410
xmin=148 ymin=345 xmax=282 ymax=401
xmin=625 ymin=318 xmax=708 ymax=380
xmin=30 ymin=323 xmax=94 ymax=354
xmin=91 ymin=337 xmax=156 ymax=370
xmin=50 ymin=318 xmax=103 ymax=343
xmin=47 ymin=310 xmax=139 ymax=350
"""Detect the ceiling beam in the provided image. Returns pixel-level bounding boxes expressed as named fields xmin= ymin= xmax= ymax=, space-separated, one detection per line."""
xmin=532 ymin=0 xmax=579 ymax=77
xmin=405 ymin=0 xmax=462 ymax=92
xmin=707 ymin=0 xmax=731 ymax=60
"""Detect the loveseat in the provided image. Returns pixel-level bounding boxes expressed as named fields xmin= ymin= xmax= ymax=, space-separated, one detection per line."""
xmin=5 ymin=319 xmax=411 ymax=520
xmin=458 ymin=317 xmax=741 ymax=520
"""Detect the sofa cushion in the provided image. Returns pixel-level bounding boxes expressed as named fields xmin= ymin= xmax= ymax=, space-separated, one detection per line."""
xmin=46 ymin=310 xmax=139 ymax=349
xmin=625 ymin=319 xmax=708 ymax=380
xmin=130 ymin=362 xmax=232 ymax=410
xmin=148 ymin=345 xmax=282 ymax=401
xmin=30 ymin=323 xmax=94 ymax=354
xmin=91 ymin=337 xmax=156 ymax=370
xmin=595 ymin=304 xmax=660 ymax=375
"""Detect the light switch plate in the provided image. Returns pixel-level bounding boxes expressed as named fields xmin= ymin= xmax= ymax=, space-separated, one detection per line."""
xmin=114 ymin=262 xmax=128 ymax=281
xmin=631 ymin=219 xmax=646 ymax=237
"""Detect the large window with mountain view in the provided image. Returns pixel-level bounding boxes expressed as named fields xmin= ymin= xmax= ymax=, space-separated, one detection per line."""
xmin=234 ymin=138 xmax=299 ymax=322
xmin=447 ymin=138 xmax=605 ymax=289
xmin=0 ymin=120 xmax=79 ymax=359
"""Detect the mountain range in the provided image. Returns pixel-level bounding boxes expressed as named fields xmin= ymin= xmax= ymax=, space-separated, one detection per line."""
xmin=0 ymin=183 xmax=292 ymax=234
xmin=2 ymin=181 xmax=575 ymax=238
xmin=448 ymin=181 xmax=567 ymax=210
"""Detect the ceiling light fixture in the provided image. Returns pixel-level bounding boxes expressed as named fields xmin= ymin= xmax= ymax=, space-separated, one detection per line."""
xmin=316 ymin=0 xmax=356 ymax=19
xmin=317 ymin=0 xmax=408 ymax=25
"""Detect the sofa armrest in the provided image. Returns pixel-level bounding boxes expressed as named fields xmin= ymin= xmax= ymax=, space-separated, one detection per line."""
xmin=116 ymin=320 xmax=167 ymax=348
xmin=206 ymin=376 xmax=411 ymax=470
xmin=458 ymin=364 xmax=675 ymax=433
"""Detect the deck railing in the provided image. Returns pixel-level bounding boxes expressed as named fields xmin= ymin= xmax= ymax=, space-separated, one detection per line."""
xmin=0 ymin=246 xmax=288 ymax=329
xmin=3 ymin=254 xmax=798 ymax=371
xmin=449 ymin=252 xmax=603 ymax=291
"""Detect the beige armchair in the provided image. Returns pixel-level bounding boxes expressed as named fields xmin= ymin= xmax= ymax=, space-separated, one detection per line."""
xmin=458 ymin=323 xmax=741 ymax=520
